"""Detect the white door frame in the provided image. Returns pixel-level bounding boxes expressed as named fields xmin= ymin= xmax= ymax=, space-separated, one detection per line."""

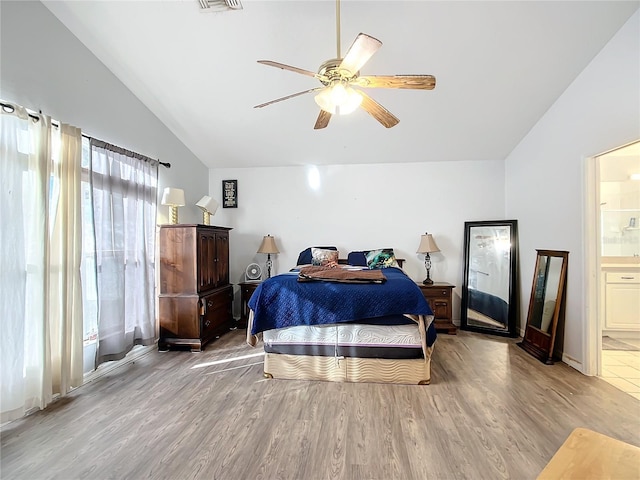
xmin=584 ymin=140 xmax=640 ymax=376
xmin=584 ymin=153 xmax=602 ymax=377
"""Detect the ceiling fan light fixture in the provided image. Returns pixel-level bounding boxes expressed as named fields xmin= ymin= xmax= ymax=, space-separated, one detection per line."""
xmin=338 ymin=88 xmax=362 ymax=115
xmin=314 ymin=84 xmax=362 ymax=115
xmin=314 ymin=89 xmax=335 ymax=114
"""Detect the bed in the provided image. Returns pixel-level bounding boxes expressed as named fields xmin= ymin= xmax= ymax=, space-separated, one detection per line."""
xmin=246 ymin=248 xmax=436 ymax=385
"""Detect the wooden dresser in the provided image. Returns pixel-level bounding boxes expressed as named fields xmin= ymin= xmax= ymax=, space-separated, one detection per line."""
xmin=158 ymin=224 xmax=233 ymax=351
xmin=417 ymin=282 xmax=457 ymax=334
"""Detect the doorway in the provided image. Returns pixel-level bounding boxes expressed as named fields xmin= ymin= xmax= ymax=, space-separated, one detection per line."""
xmin=589 ymin=141 xmax=640 ymax=400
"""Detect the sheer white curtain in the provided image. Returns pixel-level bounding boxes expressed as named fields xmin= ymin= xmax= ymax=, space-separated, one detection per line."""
xmin=89 ymin=140 xmax=158 ymax=365
xmin=0 ymin=103 xmax=83 ymax=422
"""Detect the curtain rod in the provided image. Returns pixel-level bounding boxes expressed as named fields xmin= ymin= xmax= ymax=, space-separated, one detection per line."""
xmin=1 ymin=101 xmax=171 ymax=168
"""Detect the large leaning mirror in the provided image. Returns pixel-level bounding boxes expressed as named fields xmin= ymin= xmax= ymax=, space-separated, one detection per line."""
xmin=518 ymin=250 xmax=569 ymax=364
xmin=461 ymin=220 xmax=518 ymax=337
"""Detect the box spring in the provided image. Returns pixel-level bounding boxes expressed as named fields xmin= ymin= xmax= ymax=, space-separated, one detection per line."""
xmin=261 ymin=321 xmax=433 ymax=385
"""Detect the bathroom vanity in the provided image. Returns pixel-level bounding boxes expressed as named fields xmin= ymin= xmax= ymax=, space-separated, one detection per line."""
xmin=601 ymin=259 xmax=640 ymax=333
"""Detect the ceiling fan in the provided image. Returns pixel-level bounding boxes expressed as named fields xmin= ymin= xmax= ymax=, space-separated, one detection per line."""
xmin=254 ymin=0 xmax=436 ymax=129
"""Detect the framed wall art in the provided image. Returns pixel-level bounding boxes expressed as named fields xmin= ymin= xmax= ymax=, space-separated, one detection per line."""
xmin=222 ymin=179 xmax=238 ymax=208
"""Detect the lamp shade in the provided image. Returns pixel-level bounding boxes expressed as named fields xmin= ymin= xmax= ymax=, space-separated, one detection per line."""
xmin=257 ymin=234 xmax=280 ymax=254
xmin=161 ymin=187 xmax=185 ymax=206
xmin=417 ymin=233 xmax=440 ymax=254
xmin=196 ymin=195 xmax=219 ymax=215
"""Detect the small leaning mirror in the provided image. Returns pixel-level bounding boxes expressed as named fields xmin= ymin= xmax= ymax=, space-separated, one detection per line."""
xmin=518 ymin=250 xmax=569 ymax=364
xmin=461 ymin=220 xmax=519 ymax=337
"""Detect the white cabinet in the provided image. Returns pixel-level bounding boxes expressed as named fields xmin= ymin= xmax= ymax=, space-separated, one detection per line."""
xmin=604 ymin=271 xmax=640 ymax=331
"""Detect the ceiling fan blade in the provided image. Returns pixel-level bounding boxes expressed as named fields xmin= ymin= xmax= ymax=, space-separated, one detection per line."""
xmin=257 ymin=60 xmax=319 ymax=79
xmin=254 ymin=88 xmax=322 ymax=109
xmin=339 ymin=33 xmax=382 ymax=75
xmin=358 ymin=91 xmax=399 ymax=128
xmin=314 ymin=110 xmax=332 ymax=130
xmin=354 ymin=75 xmax=436 ymax=90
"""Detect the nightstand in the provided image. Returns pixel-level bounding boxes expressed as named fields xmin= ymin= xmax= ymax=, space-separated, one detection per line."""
xmin=239 ymin=281 xmax=261 ymax=328
xmin=417 ymin=282 xmax=457 ymax=334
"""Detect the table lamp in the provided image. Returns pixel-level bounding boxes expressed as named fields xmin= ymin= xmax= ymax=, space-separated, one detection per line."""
xmin=161 ymin=187 xmax=185 ymax=224
xmin=417 ymin=232 xmax=440 ymax=284
xmin=257 ymin=234 xmax=280 ymax=278
xmin=196 ymin=195 xmax=219 ymax=225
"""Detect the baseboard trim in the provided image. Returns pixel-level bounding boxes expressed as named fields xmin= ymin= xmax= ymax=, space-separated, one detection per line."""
xmin=562 ymin=353 xmax=585 ymax=374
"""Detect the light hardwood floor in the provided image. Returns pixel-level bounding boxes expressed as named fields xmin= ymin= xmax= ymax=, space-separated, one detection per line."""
xmin=2 ymin=329 xmax=639 ymax=480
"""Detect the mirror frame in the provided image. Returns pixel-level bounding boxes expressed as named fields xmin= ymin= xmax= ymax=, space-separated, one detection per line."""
xmin=518 ymin=249 xmax=569 ymax=364
xmin=461 ymin=220 xmax=519 ymax=337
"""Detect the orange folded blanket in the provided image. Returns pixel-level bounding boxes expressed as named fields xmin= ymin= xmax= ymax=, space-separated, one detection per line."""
xmin=297 ymin=266 xmax=386 ymax=283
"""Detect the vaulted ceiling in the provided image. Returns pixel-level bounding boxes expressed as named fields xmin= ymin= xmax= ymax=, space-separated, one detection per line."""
xmin=42 ymin=0 xmax=638 ymax=169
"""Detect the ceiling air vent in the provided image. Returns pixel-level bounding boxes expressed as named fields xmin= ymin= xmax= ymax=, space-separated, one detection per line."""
xmin=198 ymin=0 xmax=243 ymax=11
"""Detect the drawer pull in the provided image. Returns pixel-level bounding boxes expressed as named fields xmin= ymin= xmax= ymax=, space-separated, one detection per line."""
xmin=620 ymin=276 xmax=635 ymax=280
xmin=205 ymin=320 xmax=211 ymax=327
xmin=208 ymin=300 xmax=214 ymax=308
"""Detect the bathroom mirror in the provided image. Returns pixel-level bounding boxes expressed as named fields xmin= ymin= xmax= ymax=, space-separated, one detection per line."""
xmin=518 ymin=250 xmax=569 ymax=364
xmin=461 ymin=220 xmax=518 ymax=337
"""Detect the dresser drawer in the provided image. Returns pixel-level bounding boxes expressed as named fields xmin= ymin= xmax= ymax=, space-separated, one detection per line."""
xmin=422 ymin=288 xmax=451 ymax=299
xmin=201 ymin=286 xmax=233 ymax=341
xmin=428 ymin=299 xmax=451 ymax=319
xmin=606 ymin=272 xmax=640 ymax=284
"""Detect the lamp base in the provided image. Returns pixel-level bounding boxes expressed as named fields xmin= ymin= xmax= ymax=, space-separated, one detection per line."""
xmin=422 ymin=254 xmax=434 ymax=285
xmin=266 ymin=254 xmax=272 ymax=278
xmin=169 ymin=206 xmax=179 ymax=225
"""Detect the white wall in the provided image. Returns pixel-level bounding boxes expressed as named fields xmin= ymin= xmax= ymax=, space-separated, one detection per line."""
xmin=506 ymin=11 xmax=640 ymax=371
xmin=210 ymin=160 xmax=506 ymax=320
xmin=0 ymin=1 xmax=208 ymax=224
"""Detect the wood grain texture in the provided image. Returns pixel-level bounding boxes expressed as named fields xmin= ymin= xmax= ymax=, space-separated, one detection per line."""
xmin=355 ymin=75 xmax=436 ymax=90
xmin=314 ymin=109 xmax=332 ymax=129
xmin=359 ymin=91 xmax=400 ymax=128
xmin=537 ymin=427 xmax=640 ymax=479
xmin=2 ymin=330 xmax=639 ymax=480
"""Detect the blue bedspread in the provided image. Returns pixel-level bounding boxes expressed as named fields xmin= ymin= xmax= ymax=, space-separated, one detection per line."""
xmin=248 ymin=267 xmax=433 ymax=335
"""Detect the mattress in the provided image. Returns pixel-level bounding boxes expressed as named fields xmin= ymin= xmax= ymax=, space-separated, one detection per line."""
xmin=262 ymin=321 xmax=424 ymax=359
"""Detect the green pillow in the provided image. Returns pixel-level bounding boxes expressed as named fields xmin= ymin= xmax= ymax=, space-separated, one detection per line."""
xmin=365 ymin=249 xmax=399 ymax=269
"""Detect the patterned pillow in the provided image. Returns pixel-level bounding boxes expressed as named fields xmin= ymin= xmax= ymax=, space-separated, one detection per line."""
xmin=311 ymin=247 xmax=339 ymax=267
xmin=297 ymin=246 xmax=337 ymax=265
xmin=365 ymin=248 xmax=399 ymax=269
